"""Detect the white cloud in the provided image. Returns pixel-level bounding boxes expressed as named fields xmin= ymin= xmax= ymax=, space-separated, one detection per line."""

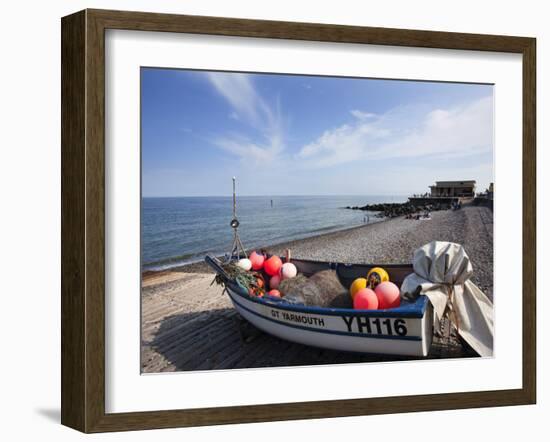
xmin=350 ymin=110 xmax=377 ymax=120
xmin=298 ymin=96 xmax=493 ymax=168
xmin=206 ymin=72 xmax=284 ymax=164
xmin=213 ymin=134 xmax=283 ymax=164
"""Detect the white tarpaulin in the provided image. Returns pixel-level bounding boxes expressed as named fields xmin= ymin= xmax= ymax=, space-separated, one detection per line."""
xmin=400 ymin=241 xmax=494 ymax=357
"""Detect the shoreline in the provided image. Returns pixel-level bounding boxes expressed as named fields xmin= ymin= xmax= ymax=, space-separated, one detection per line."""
xmin=142 ymin=216 xmax=388 ymax=273
xmin=142 ymin=216 xmax=395 ymax=279
xmin=142 ymin=205 xmax=493 ymax=298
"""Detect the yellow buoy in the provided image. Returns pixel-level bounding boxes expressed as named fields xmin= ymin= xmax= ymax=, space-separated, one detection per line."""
xmin=366 ymin=267 xmax=389 ymax=289
xmin=350 ymin=277 xmax=368 ymax=299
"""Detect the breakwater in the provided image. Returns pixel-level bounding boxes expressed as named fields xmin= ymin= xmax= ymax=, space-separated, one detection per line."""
xmin=345 ymin=201 xmax=449 ymax=218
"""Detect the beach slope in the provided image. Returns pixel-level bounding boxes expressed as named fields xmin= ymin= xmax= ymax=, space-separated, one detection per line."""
xmin=141 ymin=205 xmax=492 ymax=372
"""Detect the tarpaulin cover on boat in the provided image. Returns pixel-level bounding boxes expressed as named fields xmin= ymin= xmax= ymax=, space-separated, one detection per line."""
xmin=400 ymin=241 xmax=494 ymax=357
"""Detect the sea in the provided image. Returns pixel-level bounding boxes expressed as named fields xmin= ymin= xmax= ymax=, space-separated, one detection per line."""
xmin=142 ymin=195 xmax=407 ymax=270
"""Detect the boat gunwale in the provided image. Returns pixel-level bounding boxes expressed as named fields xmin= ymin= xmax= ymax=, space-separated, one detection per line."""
xmin=206 ymin=254 xmax=428 ymax=319
xmin=226 ymin=281 xmax=428 ymax=319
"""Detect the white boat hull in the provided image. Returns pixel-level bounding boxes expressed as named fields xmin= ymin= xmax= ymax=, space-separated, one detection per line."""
xmin=227 ymin=286 xmax=433 ymax=357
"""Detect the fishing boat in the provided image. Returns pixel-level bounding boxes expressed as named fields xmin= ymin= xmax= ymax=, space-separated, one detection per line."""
xmin=205 ymin=255 xmax=433 ymax=357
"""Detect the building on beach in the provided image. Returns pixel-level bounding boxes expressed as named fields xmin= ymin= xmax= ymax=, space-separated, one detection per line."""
xmin=429 ymin=180 xmax=476 ymax=198
xmin=408 ymin=180 xmax=477 ymax=207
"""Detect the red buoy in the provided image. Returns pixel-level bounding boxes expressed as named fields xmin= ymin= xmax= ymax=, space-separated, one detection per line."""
xmin=264 ymin=255 xmax=283 ymax=276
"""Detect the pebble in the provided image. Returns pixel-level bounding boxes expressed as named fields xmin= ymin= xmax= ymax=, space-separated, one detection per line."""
xmin=269 ymin=206 xmax=493 ymax=300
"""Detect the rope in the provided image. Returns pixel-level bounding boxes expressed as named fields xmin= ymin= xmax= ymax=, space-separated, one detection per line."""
xmin=437 ymin=284 xmax=461 ymax=338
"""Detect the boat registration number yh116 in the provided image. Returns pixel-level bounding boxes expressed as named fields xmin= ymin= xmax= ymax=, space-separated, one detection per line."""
xmin=269 ymin=308 xmax=409 ymax=337
xmin=341 ymin=316 xmax=408 ymax=336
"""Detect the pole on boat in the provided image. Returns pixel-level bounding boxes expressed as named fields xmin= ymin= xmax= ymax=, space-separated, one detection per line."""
xmin=232 ymin=176 xmax=237 ymax=219
xmin=228 ymin=176 xmax=247 ymax=261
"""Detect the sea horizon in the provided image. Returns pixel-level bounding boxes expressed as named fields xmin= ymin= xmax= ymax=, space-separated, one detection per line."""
xmin=142 ymin=194 xmax=411 ymax=199
xmin=141 ymin=194 xmax=408 ymax=271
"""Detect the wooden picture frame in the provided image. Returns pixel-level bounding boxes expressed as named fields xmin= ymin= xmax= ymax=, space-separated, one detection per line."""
xmin=61 ymin=8 xmax=536 ymax=433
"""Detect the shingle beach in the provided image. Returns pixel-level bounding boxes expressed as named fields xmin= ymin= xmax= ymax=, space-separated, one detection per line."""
xmin=141 ymin=205 xmax=493 ymax=372
xmin=267 ymin=205 xmax=494 ymax=300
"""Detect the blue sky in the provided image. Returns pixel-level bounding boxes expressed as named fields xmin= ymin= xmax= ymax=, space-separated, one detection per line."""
xmin=141 ymin=68 xmax=493 ymax=197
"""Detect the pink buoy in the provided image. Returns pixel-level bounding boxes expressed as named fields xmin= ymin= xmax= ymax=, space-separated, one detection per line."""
xmin=249 ymin=251 xmax=265 ymax=271
xmin=267 ymin=289 xmax=281 ymax=298
xmin=353 ymin=288 xmax=379 ymax=310
xmin=270 ymin=274 xmax=281 ymax=290
xmin=264 ymin=255 xmax=283 ymax=276
xmin=281 ymin=262 xmax=297 ymax=280
xmin=375 ymin=281 xmax=401 ymax=309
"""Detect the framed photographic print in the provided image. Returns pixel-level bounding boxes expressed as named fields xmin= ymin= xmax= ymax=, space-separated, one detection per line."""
xmin=61 ymin=9 xmax=536 ymax=433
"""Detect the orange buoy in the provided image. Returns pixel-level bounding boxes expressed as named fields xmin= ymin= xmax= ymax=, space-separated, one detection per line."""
xmin=264 ymin=255 xmax=283 ymax=276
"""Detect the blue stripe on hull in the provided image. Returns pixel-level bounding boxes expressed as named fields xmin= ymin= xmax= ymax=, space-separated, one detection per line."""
xmin=230 ymin=292 xmax=422 ymax=342
xmin=227 ymin=282 xmax=428 ymax=318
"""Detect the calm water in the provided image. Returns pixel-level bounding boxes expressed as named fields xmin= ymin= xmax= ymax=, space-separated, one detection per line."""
xmin=141 ymin=195 xmax=406 ymax=270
